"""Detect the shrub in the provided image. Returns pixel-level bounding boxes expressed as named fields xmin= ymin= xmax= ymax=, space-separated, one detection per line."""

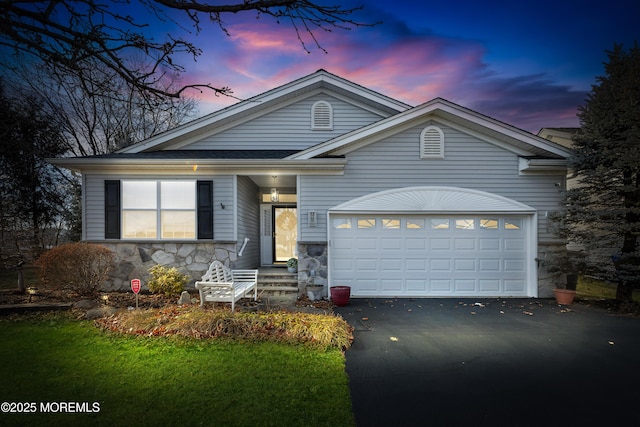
xmin=147 ymin=265 xmax=188 ymax=297
xmin=95 ymin=306 xmax=354 ymax=350
xmin=37 ymin=242 xmax=114 ymax=297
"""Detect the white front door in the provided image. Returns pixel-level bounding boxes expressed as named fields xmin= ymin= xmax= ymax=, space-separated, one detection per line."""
xmin=261 ymin=205 xmax=298 ymax=265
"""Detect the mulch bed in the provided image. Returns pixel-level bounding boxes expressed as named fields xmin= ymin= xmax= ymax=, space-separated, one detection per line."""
xmin=0 ymin=288 xmax=335 ymax=313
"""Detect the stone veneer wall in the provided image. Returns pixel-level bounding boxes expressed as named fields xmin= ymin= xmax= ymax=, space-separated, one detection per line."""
xmin=297 ymin=242 xmax=328 ymax=298
xmin=100 ymin=242 xmax=238 ymax=291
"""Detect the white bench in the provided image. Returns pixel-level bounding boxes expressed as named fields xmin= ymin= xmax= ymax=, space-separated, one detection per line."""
xmin=195 ymin=260 xmax=258 ymax=312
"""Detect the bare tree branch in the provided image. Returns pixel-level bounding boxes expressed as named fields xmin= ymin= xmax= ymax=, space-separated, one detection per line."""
xmin=0 ymin=0 xmax=374 ymax=99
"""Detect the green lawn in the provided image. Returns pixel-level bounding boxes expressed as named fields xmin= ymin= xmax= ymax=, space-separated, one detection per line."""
xmin=0 ymin=313 xmax=354 ymax=427
xmin=577 ymin=276 xmax=640 ymax=301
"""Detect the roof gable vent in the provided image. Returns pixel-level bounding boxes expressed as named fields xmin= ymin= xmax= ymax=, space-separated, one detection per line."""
xmin=420 ymin=125 xmax=445 ymax=159
xmin=312 ymin=101 xmax=333 ymax=130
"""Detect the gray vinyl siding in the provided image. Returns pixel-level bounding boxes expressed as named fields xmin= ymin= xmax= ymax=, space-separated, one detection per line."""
xmin=235 ymin=176 xmax=260 ymax=268
xmin=298 ymin=123 xmax=564 ymax=242
xmin=83 ymin=174 xmax=235 ymax=241
xmin=186 ymin=94 xmax=387 ymax=150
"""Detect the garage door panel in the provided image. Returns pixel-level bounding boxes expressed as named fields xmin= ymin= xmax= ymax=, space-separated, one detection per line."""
xmin=381 ymin=259 xmax=402 ymax=271
xmin=356 ymin=259 xmax=378 ymax=272
xmin=479 ymin=258 xmax=500 ymax=272
xmin=479 ymin=279 xmax=500 ymax=292
xmin=454 ymin=238 xmax=476 ymax=250
xmin=406 ymin=258 xmax=427 ymax=270
xmin=406 ymin=238 xmax=426 ymax=250
xmin=430 ymin=238 xmax=451 ymax=250
xmin=431 ymin=279 xmax=452 ymax=292
xmin=504 ymin=238 xmax=526 ymax=251
xmin=430 ymin=258 xmax=452 ymax=271
xmin=454 ymin=258 xmax=476 ymax=271
xmin=331 ymin=214 xmax=531 ymax=297
xmin=407 ymin=279 xmax=427 ymax=291
xmin=381 ymin=279 xmax=402 ymax=291
xmin=333 ymin=237 xmax=353 ymax=250
xmin=479 ymin=238 xmax=500 ymax=250
xmin=332 ymin=258 xmax=353 ymax=272
xmin=505 ymin=280 xmax=526 ymax=293
xmin=504 ymin=259 xmax=525 ymax=272
xmin=381 ymin=238 xmax=402 ymax=250
xmin=454 ymin=279 xmax=476 ymax=292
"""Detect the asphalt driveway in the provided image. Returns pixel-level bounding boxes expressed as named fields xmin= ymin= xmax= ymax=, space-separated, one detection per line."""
xmin=335 ymin=298 xmax=640 ymax=426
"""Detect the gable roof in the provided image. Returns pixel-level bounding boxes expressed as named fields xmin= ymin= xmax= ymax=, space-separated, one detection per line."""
xmin=117 ymin=69 xmax=411 ymax=154
xmin=289 ymin=98 xmax=573 ymax=160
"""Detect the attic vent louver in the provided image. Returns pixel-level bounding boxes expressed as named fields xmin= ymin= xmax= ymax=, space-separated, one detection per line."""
xmin=420 ymin=126 xmax=445 ymax=159
xmin=312 ymin=100 xmax=333 ymax=130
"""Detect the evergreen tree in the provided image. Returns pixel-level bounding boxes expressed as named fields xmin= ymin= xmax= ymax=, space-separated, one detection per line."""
xmin=563 ymin=43 xmax=640 ymax=301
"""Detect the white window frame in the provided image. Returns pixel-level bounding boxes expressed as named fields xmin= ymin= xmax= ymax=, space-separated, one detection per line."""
xmin=121 ymin=180 xmax=196 ymax=240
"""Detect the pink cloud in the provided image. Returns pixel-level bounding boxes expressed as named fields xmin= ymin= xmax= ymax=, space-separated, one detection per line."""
xmin=181 ymin=20 xmax=581 ymax=132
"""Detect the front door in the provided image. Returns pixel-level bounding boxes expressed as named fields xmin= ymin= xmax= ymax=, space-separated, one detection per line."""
xmin=260 ymin=205 xmax=297 ymax=265
xmin=273 ymin=206 xmax=297 ymax=262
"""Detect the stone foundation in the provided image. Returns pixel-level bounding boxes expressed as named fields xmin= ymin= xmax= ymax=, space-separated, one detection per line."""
xmin=100 ymin=242 xmax=237 ymax=291
xmin=297 ymin=242 xmax=328 ymax=298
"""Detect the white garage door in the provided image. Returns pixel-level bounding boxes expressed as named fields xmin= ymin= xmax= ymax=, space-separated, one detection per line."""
xmin=329 ymin=214 xmax=531 ymax=297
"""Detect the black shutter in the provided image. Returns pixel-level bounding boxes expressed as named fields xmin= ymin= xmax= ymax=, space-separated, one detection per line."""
xmin=197 ymin=181 xmax=213 ymax=239
xmin=104 ymin=180 xmax=121 ymax=239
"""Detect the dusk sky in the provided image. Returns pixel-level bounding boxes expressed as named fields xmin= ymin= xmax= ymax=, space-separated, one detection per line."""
xmin=173 ymin=0 xmax=639 ymax=133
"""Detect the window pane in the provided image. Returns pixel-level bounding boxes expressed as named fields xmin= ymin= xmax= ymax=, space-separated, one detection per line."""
xmin=122 ymin=181 xmax=156 ymax=209
xmin=358 ymin=218 xmax=376 ymax=229
xmin=382 ymin=218 xmax=400 ymax=229
xmin=431 ymin=218 xmax=449 ymax=229
xmin=406 ymin=218 xmax=424 ymax=229
xmin=456 ymin=219 xmax=475 ymax=230
xmin=332 ymin=218 xmax=351 ymax=229
xmin=480 ymin=219 xmax=498 ymax=229
xmin=161 ymin=211 xmax=196 ymax=238
xmin=161 ymin=181 xmax=195 ymax=209
xmin=123 ymin=211 xmax=157 ymax=238
xmin=505 ymin=219 xmax=522 ymax=230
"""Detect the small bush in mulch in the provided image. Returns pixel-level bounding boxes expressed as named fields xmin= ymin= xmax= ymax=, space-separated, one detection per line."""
xmin=95 ymin=305 xmax=353 ymax=350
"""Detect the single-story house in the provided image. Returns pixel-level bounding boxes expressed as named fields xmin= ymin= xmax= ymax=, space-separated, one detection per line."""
xmin=51 ymin=69 xmax=573 ymax=298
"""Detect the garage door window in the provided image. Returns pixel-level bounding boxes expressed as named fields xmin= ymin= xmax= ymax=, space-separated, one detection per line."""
xmin=455 ymin=219 xmax=475 ymax=230
xmin=505 ymin=219 xmax=522 ymax=230
xmin=406 ymin=219 xmax=424 ymax=229
xmin=480 ymin=219 xmax=499 ymax=229
xmin=431 ymin=218 xmax=449 ymax=229
xmin=333 ymin=218 xmax=352 ymax=229
xmin=382 ymin=218 xmax=401 ymax=229
xmin=358 ymin=218 xmax=376 ymax=229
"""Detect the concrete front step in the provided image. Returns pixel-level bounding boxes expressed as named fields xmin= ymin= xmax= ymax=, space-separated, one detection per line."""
xmin=258 ymin=270 xmax=299 ymax=297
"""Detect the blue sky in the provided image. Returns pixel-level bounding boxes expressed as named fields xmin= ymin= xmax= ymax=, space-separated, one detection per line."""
xmin=172 ymin=0 xmax=638 ymax=133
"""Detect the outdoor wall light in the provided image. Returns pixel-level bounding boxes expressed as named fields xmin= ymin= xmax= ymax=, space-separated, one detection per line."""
xmin=308 ymin=211 xmax=317 ymax=227
xmin=270 ymin=176 xmax=279 ymax=202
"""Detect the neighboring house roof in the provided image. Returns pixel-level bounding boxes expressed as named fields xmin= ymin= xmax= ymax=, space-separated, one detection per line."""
xmin=290 ymin=98 xmax=573 ymax=160
xmin=537 ymin=127 xmax=579 ymax=149
xmin=116 ymin=69 xmax=411 ymax=154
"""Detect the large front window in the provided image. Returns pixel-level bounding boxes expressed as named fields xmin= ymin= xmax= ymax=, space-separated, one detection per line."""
xmin=122 ymin=180 xmax=196 ymax=239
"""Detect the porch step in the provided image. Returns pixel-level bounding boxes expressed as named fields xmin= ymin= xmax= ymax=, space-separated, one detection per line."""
xmin=258 ymin=269 xmax=299 ymax=297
